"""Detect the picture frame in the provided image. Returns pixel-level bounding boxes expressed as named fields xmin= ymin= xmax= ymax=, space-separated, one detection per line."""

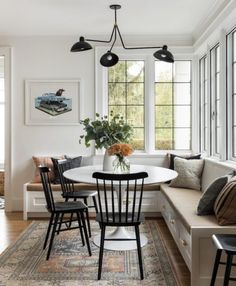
xmin=25 ymin=79 xmax=81 ymax=125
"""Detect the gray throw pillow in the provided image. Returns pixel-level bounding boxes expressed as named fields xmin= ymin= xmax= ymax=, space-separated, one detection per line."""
xmin=197 ymin=175 xmax=231 ymax=215
xmin=169 ymin=157 xmax=204 ymax=190
xmin=65 ymin=155 xmax=82 ymax=169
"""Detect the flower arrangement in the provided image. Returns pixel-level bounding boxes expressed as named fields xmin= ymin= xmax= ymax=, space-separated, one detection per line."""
xmin=79 ymin=112 xmax=133 ymax=149
xmin=107 ymin=143 xmax=133 ymax=173
xmin=107 ymin=143 xmax=133 ymax=158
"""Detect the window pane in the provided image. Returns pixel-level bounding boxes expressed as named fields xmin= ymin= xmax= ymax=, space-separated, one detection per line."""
xmin=216 ymin=47 xmax=220 ymax=72
xmin=204 ymin=58 xmax=207 ymax=80
xmin=127 ymin=61 xmax=144 ymax=82
xmin=155 ymin=128 xmax=172 ymax=149
xmin=216 ymin=127 xmax=220 ymax=154
xmin=127 ymin=106 xmax=144 ymax=127
xmin=204 ymin=127 xmax=208 ymax=150
xmin=155 ymin=61 xmax=172 ymax=82
xmin=0 ymin=79 xmax=4 ymax=102
xmin=174 ymin=106 xmax=190 ymax=127
xmin=108 ymin=60 xmax=145 ymax=150
xmin=234 ymin=32 xmax=236 ymax=61
xmin=0 ymin=105 xmax=4 ymax=163
xmin=132 ymin=128 xmax=144 ymax=150
xmin=204 ymin=104 xmax=208 ymax=127
xmin=216 ymin=73 xmax=220 ymax=99
xmin=233 ymin=95 xmax=236 ymax=124
xmin=233 ymin=63 xmax=236 ymax=94
xmin=204 ymin=83 xmax=208 ymax=103
xmin=174 ymin=83 xmax=191 ymax=105
xmin=216 ymin=100 xmax=220 ymax=126
xmin=155 ymin=60 xmax=191 ymax=150
xmin=155 ymin=83 xmax=172 ymax=105
xmin=174 ymin=61 xmax=191 ymax=82
xmin=233 ymin=127 xmax=236 ymax=157
xmin=108 ymin=61 xmax=125 ymax=82
xmin=156 ymin=106 xmax=172 ymax=127
xmin=127 ymin=83 xmax=144 ymax=104
xmin=108 ymin=106 xmax=126 ymax=120
xmin=108 ymin=83 xmax=126 ymax=105
xmin=174 ymin=129 xmax=191 ymax=150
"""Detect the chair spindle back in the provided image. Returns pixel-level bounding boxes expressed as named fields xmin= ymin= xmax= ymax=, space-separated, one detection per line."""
xmin=92 ymin=172 xmax=148 ymax=224
xmin=39 ymin=166 xmax=56 ymax=212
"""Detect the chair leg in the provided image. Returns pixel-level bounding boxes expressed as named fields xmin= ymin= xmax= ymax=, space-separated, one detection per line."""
xmin=223 ymin=253 xmax=233 ymax=286
xmin=43 ymin=213 xmax=54 ymax=250
xmin=98 ymin=225 xmax=106 ymax=280
xmin=57 ymin=213 xmax=64 ymax=234
xmin=76 ymin=212 xmax=85 ymax=246
xmin=92 ymin=196 xmax=98 ymax=214
xmin=84 ymin=198 xmax=91 ymax=237
xmin=80 ymin=210 xmax=92 ymax=256
xmin=210 ymin=249 xmax=222 ymax=286
xmin=46 ymin=212 xmax=59 ymax=260
xmin=135 ymin=225 xmax=144 ymax=280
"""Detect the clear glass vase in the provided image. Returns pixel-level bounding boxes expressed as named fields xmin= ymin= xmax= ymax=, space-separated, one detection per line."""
xmin=113 ymin=156 xmax=130 ymax=174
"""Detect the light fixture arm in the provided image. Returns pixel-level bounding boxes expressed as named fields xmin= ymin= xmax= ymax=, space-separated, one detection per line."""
xmin=85 ymin=5 xmax=163 ymax=51
xmin=70 ymin=4 xmax=174 ymax=66
xmin=85 ymin=25 xmax=115 ymax=44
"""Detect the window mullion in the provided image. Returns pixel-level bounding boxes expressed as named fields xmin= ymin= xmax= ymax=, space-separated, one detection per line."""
xmin=145 ymin=56 xmax=155 ymax=153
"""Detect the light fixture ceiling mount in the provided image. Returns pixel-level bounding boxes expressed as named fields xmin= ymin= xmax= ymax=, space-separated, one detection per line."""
xmin=71 ymin=4 xmax=174 ymax=67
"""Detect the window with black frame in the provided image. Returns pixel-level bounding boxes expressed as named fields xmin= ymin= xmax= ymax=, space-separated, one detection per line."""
xmin=155 ymin=60 xmax=192 ymax=150
xmin=199 ymin=55 xmax=208 ymax=153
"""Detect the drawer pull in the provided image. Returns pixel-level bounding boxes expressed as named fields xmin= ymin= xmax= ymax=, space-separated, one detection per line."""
xmin=170 ymin=219 xmax=175 ymax=224
xmin=181 ymin=239 xmax=187 ymax=246
xmin=162 ymin=205 xmax=166 ymax=210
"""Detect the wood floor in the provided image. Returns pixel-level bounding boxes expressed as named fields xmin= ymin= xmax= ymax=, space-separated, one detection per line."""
xmin=0 ymin=210 xmax=191 ymax=286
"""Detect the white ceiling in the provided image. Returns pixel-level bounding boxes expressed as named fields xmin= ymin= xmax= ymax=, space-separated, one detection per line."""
xmin=0 ymin=0 xmax=232 ymax=42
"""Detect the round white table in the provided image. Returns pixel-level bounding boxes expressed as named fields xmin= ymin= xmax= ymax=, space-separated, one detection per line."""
xmin=64 ymin=164 xmax=177 ymax=251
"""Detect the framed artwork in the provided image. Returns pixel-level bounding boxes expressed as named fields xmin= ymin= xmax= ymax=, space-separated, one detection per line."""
xmin=25 ymin=79 xmax=81 ymax=125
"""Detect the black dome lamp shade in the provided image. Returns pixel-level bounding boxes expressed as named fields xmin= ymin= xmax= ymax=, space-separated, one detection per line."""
xmin=100 ymin=51 xmax=119 ymax=67
xmin=71 ymin=5 xmax=174 ymax=67
xmin=70 ymin=37 xmax=92 ymax=52
xmin=153 ymin=45 xmax=174 ymax=63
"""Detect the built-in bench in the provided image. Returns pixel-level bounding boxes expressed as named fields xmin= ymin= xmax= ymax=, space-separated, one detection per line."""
xmin=23 ymin=181 xmax=160 ymax=220
xmin=159 ymin=158 xmax=236 ymax=286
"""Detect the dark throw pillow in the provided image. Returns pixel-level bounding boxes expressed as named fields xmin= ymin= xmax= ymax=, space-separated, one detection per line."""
xmin=64 ymin=155 xmax=82 ymax=169
xmin=197 ymin=175 xmax=230 ymax=215
xmin=51 ymin=157 xmax=63 ymax=184
xmin=169 ymin=153 xmax=201 ymax=170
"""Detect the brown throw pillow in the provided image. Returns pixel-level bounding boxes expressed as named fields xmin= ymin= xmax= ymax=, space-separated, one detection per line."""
xmin=214 ymin=176 xmax=236 ymax=225
xmin=32 ymin=156 xmax=64 ymax=183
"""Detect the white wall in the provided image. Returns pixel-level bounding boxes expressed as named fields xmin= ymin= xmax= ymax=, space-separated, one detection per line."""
xmin=0 ymin=36 xmax=97 ymax=210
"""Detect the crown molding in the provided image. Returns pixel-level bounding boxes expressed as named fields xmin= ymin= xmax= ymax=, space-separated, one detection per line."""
xmin=193 ymin=0 xmax=236 ymax=49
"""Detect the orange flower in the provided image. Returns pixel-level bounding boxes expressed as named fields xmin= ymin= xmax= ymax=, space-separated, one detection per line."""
xmin=108 ymin=143 xmax=133 ymax=157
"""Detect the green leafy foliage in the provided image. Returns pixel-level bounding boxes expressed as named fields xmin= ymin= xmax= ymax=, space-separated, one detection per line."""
xmin=79 ymin=112 xmax=133 ymax=149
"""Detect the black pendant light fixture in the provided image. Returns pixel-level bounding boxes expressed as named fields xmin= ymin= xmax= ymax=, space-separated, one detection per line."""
xmin=71 ymin=4 xmax=174 ymax=67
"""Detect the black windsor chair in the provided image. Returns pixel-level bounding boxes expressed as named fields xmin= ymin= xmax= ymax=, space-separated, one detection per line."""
xmin=210 ymin=234 xmax=236 ymax=286
xmin=92 ymin=171 xmax=148 ymax=280
xmin=39 ymin=166 xmax=91 ymax=260
xmin=57 ymin=159 xmax=98 ymax=237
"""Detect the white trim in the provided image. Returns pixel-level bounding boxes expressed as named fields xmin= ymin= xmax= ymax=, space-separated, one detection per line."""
xmin=0 ymin=47 xmax=12 ymax=211
xmin=219 ymin=30 xmax=227 ymax=161
xmin=193 ymin=0 xmax=236 ymax=49
xmin=227 ymin=28 xmax=235 ymax=161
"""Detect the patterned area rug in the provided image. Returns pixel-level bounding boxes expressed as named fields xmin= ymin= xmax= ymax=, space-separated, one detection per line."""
xmin=0 ymin=220 xmax=179 ymax=286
